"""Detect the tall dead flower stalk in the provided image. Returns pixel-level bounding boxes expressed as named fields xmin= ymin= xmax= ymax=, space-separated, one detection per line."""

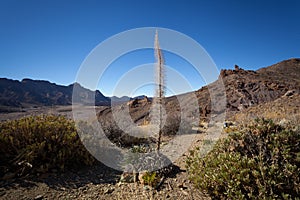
xmin=154 ymin=30 xmax=165 ymax=151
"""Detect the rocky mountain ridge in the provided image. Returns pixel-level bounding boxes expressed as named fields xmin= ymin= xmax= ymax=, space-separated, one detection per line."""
xmin=99 ymin=58 xmax=300 ymax=124
xmin=1 ymin=58 xmax=299 ymax=118
xmin=0 ymin=78 xmax=110 ymax=109
xmin=195 ymin=58 xmax=300 ymax=118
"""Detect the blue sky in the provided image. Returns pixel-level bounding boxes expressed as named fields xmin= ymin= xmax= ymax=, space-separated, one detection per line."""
xmin=0 ymin=0 xmax=299 ymax=97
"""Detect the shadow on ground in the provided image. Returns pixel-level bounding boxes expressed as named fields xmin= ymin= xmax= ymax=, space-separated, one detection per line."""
xmin=0 ymin=159 xmax=184 ymax=192
xmin=0 ymin=161 xmax=122 ymax=190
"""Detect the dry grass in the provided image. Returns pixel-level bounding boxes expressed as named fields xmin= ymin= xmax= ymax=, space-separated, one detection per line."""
xmin=231 ymin=93 xmax=300 ymax=125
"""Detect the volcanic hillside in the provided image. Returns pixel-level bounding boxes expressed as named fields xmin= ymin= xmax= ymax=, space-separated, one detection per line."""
xmin=98 ymin=58 xmax=300 ymax=124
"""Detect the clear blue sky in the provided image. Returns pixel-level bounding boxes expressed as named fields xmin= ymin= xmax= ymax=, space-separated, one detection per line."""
xmin=0 ymin=0 xmax=299 ymax=97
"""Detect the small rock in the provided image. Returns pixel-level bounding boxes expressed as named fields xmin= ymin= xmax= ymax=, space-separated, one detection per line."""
xmin=116 ymin=182 xmax=123 ymax=187
xmin=103 ymin=187 xmax=114 ymax=194
xmin=34 ymin=194 xmax=43 ymax=200
xmin=182 ymin=190 xmax=189 ymax=195
xmin=178 ymin=183 xmax=188 ymax=190
xmin=284 ymin=90 xmax=295 ymax=97
xmin=279 ymin=118 xmax=289 ymax=126
xmin=119 ymin=172 xmax=137 ymax=183
xmin=143 ymin=186 xmax=150 ymax=191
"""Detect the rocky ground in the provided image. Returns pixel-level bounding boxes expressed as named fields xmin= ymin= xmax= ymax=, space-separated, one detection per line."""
xmin=0 ymin=118 xmax=213 ymax=200
xmin=231 ymin=93 xmax=300 ymax=124
xmin=0 ymin=169 xmax=209 ymax=200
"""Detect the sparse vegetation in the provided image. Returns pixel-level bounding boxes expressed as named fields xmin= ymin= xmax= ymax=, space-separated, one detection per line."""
xmin=0 ymin=115 xmax=95 ymax=178
xmin=142 ymin=171 xmax=159 ymax=187
xmin=186 ymin=118 xmax=300 ymax=199
xmin=230 ymin=93 xmax=300 ymax=125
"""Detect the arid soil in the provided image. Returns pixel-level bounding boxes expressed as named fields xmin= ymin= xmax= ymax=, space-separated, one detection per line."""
xmin=0 ymin=116 xmax=212 ymax=200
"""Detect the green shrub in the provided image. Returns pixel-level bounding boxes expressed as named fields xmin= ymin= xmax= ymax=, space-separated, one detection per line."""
xmin=0 ymin=115 xmax=95 ymax=177
xmin=142 ymin=171 xmax=159 ymax=187
xmin=186 ymin=118 xmax=300 ymax=199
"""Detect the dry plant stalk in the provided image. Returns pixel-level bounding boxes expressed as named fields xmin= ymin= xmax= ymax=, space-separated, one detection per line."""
xmin=154 ymin=30 xmax=165 ymax=151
